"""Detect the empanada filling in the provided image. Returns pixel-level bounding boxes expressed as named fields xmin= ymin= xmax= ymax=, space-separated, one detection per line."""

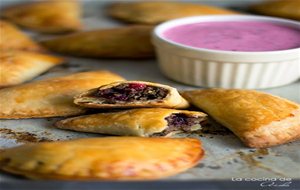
xmin=153 ymin=113 xmax=205 ymax=136
xmin=93 ymin=83 xmax=168 ymax=103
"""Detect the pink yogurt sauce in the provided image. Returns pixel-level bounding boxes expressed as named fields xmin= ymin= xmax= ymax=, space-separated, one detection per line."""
xmin=163 ymin=21 xmax=300 ymax=52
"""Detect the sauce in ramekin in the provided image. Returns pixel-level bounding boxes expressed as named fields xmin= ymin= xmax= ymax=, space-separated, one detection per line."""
xmin=163 ymin=21 xmax=300 ymax=52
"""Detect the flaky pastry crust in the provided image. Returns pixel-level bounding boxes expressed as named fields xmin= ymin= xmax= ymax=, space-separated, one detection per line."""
xmin=2 ymin=0 xmax=82 ymax=33
xmin=0 ymin=20 xmax=45 ymax=52
xmin=181 ymin=89 xmax=300 ymax=148
xmin=108 ymin=2 xmax=238 ymax=24
xmin=0 ymin=71 xmax=124 ymax=119
xmin=41 ymin=25 xmax=154 ymax=58
xmin=55 ymin=108 xmax=207 ymax=137
xmin=0 ymin=50 xmax=63 ymax=88
xmin=0 ymin=137 xmax=204 ymax=180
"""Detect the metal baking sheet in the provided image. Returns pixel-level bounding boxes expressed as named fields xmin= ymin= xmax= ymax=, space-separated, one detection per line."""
xmin=0 ymin=0 xmax=300 ymax=186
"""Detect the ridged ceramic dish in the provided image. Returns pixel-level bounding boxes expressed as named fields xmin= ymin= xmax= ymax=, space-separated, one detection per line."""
xmin=152 ymin=15 xmax=300 ymax=89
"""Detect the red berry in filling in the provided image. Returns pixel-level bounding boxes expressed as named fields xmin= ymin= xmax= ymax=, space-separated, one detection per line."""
xmin=128 ymin=83 xmax=147 ymax=90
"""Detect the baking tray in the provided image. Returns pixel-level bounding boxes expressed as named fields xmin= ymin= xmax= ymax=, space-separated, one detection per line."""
xmin=0 ymin=1 xmax=300 ymax=189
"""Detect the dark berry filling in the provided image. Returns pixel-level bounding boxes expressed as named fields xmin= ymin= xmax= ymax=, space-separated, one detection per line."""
xmin=152 ymin=113 xmax=206 ymax=136
xmin=93 ymin=83 xmax=168 ymax=104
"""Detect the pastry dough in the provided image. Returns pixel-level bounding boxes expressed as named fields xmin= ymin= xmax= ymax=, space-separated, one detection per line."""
xmin=250 ymin=0 xmax=300 ymax=21
xmin=41 ymin=26 xmax=154 ymax=58
xmin=108 ymin=2 xmax=238 ymax=24
xmin=74 ymin=81 xmax=189 ymax=109
xmin=0 ymin=137 xmax=204 ymax=180
xmin=0 ymin=71 xmax=124 ymax=119
xmin=0 ymin=20 xmax=45 ymax=52
xmin=181 ymin=89 xmax=300 ymax=148
xmin=1 ymin=0 xmax=82 ymax=33
xmin=0 ymin=50 xmax=63 ymax=88
xmin=55 ymin=108 xmax=207 ymax=137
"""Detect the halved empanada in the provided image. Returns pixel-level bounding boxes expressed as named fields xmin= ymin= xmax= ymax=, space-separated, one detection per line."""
xmin=55 ymin=108 xmax=207 ymax=137
xmin=2 ymin=0 xmax=82 ymax=33
xmin=0 ymin=137 xmax=204 ymax=180
xmin=0 ymin=20 xmax=45 ymax=52
xmin=74 ymin=81 xmax=189 ymax=109
xmin=41 ymin=25 xmax=154 ymax=58
xmin=250 ymin=0 xmax=300 ymax=21
xmin=108 ymin=2 xmax=238 ymax=25
xmin=0 ymin=71 xmax=125 ymax=119
xmin=181 ymin=89 xmax=300 ymax=148
xmin=0 ymin=50 xmax=63 ymax=88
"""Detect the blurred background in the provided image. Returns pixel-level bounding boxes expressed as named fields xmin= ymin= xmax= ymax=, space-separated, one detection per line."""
xmin=0 ymin=0 xmax=277 ymax=15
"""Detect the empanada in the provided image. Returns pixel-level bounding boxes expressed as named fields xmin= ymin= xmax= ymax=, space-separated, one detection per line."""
xmin=108 ymin=2 xmax=238 ymax=25
xmin=181 ymin=89 xmax=300 ymax=148
xmin=1 ymin=0 xmax=82 ymax=33
xmin=41 ymin=26 xmax=154 ymax=58
xmin=55 ymin=108 xmax=207 ymax=137
xmin=0 ymin=50 xmax=63 ymax=88
xmin=0 ymin=137 xmax=204 ymax=180
xmin=250 ymin=0 xmax=300 ymax=21
xmin=0 ymin=71 xmax=125 ymax=119
xmin=0 ymin=20 xmax=45 ymax=52
xmin=74 ymin=81 xmax=189 ymax=109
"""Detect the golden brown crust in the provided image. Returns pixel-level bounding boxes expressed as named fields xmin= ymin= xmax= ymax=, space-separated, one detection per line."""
xmin=0 ymin=50 xmax=64 ymax=88
xmin=74 ymin=81 xmax=189 ymax=109
xmin=0 ymin=71 xmax=125 ymax=119
xmin=0 ymin=20 xmax=45 ymax=52
xmin=108 ymin=2 xmax=238 ymax=24
xmin=250 ymin=0 xmax=300 ymax=21
xmin=41 ymin=25 xmax=154 ymax=58
xmin=1 ymin=0 xmax=82 ymax=33
xmin=181 ymin=89 xmax=300 ymax=148
xmin=55 ymin=108 xmax=207 ymax=137
xmin=0 ymin=137 xmax=204 ymax=180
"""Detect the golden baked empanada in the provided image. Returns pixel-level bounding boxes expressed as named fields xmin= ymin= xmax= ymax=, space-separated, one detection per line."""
xmin=250 ymin=0 xmax=300 ymax=20
xmin=0 ymin=50 xmax=63 ymax=88
xmin=0 ymin=71 xmax=125 ymax=119
xmin=0 ymin=20 xmax=45 ymax=52
xmin=2 ymin=0 xmax=82 ymax=33
xmin=108 ymin=2 xmax=238 ymax=24
xmin=74 ymin=81 xmax=189 ymax=109
xmin=55 ymin=108 xmax=207 ymax=137
xmin=41 ymin=25 xmax=154 ymax=58
xmin=181 ymin=89 xmax=300 ymax=148
xmin=0 ymin=137 xmax=204 ymax=180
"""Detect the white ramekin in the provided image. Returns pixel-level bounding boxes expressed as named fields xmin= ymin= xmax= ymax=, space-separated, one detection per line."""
xmin=152 ymin=15 xmax=300 ymax=89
